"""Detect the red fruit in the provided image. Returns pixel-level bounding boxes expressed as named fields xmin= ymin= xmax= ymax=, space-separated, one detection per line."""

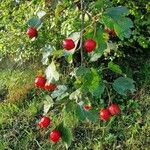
xmin=83 ymin=105 xmax=92 ymax=111
xmin=100 ymin=108 xmax=111 ymax=121
xmin=44 ymin=83 xmax=57 ymax=91
xmin=26 ymin=27 xmax=38 ymax=38
xmin=49 ymin=130 xmax=61 ymax=142
xmin=35 ymin=76 xmax=46 ymax=89
xmin=108 ymin=104 xmax=121 ymax=115
xmin=63 ymin=39 xmax=75 ymax=50
xmin=38 ymin=116 xmax=51 ymax=128
xmin=83 ymin=39 xmax=96 ymax=53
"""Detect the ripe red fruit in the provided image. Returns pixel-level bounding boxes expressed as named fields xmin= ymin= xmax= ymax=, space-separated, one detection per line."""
xmin=83 ymin=105 xmax=92 ymax=111
xmin=63 ymin=39 xmax=75 ymax=50
xmin=35 ymin=76 xmax=46 ymax=89
xmin=108 ymin=104 xmax=121 ymax=115
xmin=49 ymin=130 xmax=61 ymax=142
xmin=100 ymin=108 xmax=111 ymax=121
xmin=38 ymin=116 xmax=51 ymax=128
xmin=26 ymin=27 xmax=38 ymax=38
xmin=44 ymin=83 xmax=57 ymax=91
xmin=83 ymin=39 xmax=96 ymax=53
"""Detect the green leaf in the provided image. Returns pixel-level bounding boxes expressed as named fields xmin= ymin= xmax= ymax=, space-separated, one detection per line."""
xmin=36 ymin=10 xmax=46 ymax=19
xmin=65 ymin=101 xmax=76 ymax=113
xmin=105 ymin=7 xmax=129 ymax=20
xmin=57 ymin=122 xmax=73 ymax=148
xmin=75 ymin=66 xmax=90 ymax=77
xmin=108 ymin=61 xmax=122 ymax=74
xmin=102 ymin=7 xmax=133 ymax=40
xmin=51 ymin=85 xmax=67 ymax=99
xmin=69 ymin=88 xmax=82 ymax=101
xmin=45 ymin=61 xmax=60 ymax=83
xmin=114 ymin=18 xmax=133 ymax=40
xmin=93 ymin=82 xmax=105 ymax=98
xmin=88 ymin=68 xmax=100 ymax=93
xmin=43 ymin=95 xmax=54 ymax=115
xmin=101 ymin=15 xmax=114 ymax=29
xmin=75 ymin=105 xmax=98 ymax=123
xmin=95 ymin=28 xmax=107 ymax=53
xmin=113 ymin=77 xmax=136 ymax=96
xmin=66 ymin=53 xmax=73 ymax=64
xmin=85 ymin=109 xmax=98 ymax=123
xmin=90 ymin=52 xmax=102 ymax=62
xmin=27 ymin=17 xmax=42 ymax=28
xmin=75 ymin=67 xmax=100 ymax=95
xmin=55 ymin=3 xmax=65 ymax=18
xmin=75 ymin=105 xmax=86 ymax=121
xmin=41 ymin=44 xmax=54 ymax=65
xmin=56 ymin=92 xmax=69 ymax=101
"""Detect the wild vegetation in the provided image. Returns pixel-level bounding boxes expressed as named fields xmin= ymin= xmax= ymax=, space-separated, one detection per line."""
xmin=0 ymin=0 xmax=150 ymax=149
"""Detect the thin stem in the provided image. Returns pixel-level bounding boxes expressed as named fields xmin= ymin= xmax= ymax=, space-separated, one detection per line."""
xmin=80 ymin=0 xmax=84 ymax=66
xmin=105 ymin=86 xmax=112 ymax=105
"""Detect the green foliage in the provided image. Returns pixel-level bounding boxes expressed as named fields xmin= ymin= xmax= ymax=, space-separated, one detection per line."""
xmin=112 ymin=0 xmax=150 ymax=49
xmin=75 ymin=105 xmax=98 ymax=122
xmin=0 ymin=0 xmax=46 ymax=60
xmin=113 ymin=77 xmax=135 ymax=96
xmin=0 ymin=67 xmax=36 ymax=102
xmin=108 ymin=61 xmax=122 ymax=74
xmin=1 ymin=0 xmax=147 ymax=149
xmin=57 ymin=122 xmax=73 ymax=148
xmin=0 ymin=89 xmax=149 ymax=149
xmin=102 ymin=6 xmax=133 ymax=40
xmin=27 ymin=17 xmax=42 ymax=28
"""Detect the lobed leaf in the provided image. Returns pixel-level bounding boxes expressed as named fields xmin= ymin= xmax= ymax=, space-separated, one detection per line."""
xmin=113 ymin=77 xmax=136 ymax=96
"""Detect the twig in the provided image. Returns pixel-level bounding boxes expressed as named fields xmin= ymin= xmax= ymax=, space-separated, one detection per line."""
xmin=80 ymin=0 xmax=84 ymax=66
xmin=105 ymin=86 xmax=112 ymax=105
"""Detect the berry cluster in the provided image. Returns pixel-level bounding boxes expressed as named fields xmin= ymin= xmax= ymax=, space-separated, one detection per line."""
xmin=100 ymin=104 xmax=121 ymax=121
xmin=26 ymin=27 xmax=97 ymax=53
xmin=63 ymin=38 xmax=96 ymax=52
xmin=38 ymin=116 xmax=61 ymax=142
xmin=26 ymin=26 xmax=116 ymax=53
xmin=27 ymin=25 xmax=118 ymax=143
xmin=35 ymin=76 xmax=57 ymax=91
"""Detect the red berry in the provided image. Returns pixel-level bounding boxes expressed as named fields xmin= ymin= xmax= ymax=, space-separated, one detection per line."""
xmin=38 ymin=116 xmax=51 ymax=128
xmin=63 ymin=39 xmax=75 ymax=50
xmin=83 ymin=39 xmax=96 ymax=53
xmin=49 ymin=130 xmax=61 ymax=142
xmin=44 ymin=83 xmax=57 ymax=91
xmin=35 ymin=76 xmax=46 ymax=89
xmin=83 ymin=105 xmax=92 ymax=111
xmin=100 ymin=108 xmax=111 ymax=121
xmin=26 ymin=27 xmax=38 ymax=38
xmin=108 ymin=104 xmax=121 ymax=115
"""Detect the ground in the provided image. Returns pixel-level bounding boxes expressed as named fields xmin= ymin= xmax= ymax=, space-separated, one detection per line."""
xmin=0 ymin=61 xmax=149 ymax=150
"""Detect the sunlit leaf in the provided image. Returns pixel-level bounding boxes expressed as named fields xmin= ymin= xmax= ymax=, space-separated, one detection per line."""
xmin=43 ymin=95 xmax=54 ymax=115
xmin=108 ymin=61 xmax=122 ymax=74
xmin=45 ymin=61 xmax=60 ymax=83
xmin=36 ymin=10 xmax=46 ymax=19
xmin=51 ymin=85 xmax=67 ymax=99
xmin=69 ymin=88 xmax=82 ymax=101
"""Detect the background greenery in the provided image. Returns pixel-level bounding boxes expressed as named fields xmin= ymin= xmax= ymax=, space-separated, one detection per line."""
xmin=0 ymin=0 xmax=150 ymax=149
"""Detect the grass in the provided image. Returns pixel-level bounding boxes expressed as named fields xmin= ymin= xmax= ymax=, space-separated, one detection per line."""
xmin=0 ymin=62 xmax=150 ymax=150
